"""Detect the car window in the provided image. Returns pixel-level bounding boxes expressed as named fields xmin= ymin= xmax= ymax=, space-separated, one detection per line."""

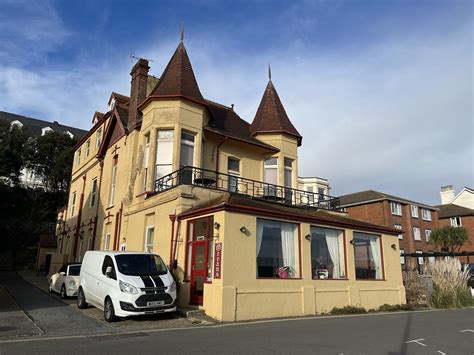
xmin=68 ymin=265 xmax=81 ymax=276
xmin=115 ymin=254 xmax=168 ymax=276
xmin=101 ymin=256 xmax=116 ymax=280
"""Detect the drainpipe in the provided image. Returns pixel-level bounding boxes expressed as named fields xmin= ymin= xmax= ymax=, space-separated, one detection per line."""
xmin=90 ymin=160 xmax=104 ymax=251
xmin=171 ymin=220 xmax=181 ymax=269
xmin=168 ymin=214 xmax=176 ymax=268
xmin=215 ymin=137 xmax=228 ymax=173
xmin=72 ymin=175 xmax=87 ymax=261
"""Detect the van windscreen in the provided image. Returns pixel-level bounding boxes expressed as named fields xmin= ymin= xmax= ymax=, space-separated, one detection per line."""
xmin=114 ymin=254 xmax=168 ymax=276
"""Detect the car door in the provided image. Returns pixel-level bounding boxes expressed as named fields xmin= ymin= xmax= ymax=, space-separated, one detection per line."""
xmin=54 ymin=265 xmax=66 ymax=291
xmin=96 ymin=256 xmax=117 ymax=307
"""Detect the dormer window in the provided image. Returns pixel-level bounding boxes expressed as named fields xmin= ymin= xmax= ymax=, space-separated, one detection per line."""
xmin=109 ymin=98 xmax=116 ymax=110
xmin=42 ymin=127 xmax=53 ymax=136
xmin=65 ymin=131 xmax=74 ymax=139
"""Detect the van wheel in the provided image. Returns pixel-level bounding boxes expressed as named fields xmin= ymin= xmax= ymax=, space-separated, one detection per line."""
xmin=104 ymin=297 xmax=117 ymax=322
xmin=60 ymin=284 xmax=67 ymax=299
xmin=77 ymin=287 xmax=88 ymax=309
xmin=48 ymin=281 xmax=53 ymax=293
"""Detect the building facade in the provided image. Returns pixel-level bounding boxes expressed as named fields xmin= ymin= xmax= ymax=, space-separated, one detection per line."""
xmin=54 ymin=35 xmax=406 ymax=321
xmin=339 ymin=190 xmax=439 ymax=268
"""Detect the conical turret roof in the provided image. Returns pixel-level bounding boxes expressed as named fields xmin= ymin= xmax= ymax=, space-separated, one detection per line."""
xmin=150 ymin=41 xmax=204 ymax=103
xmin=250 ymin=79 xmax=302 ymax=146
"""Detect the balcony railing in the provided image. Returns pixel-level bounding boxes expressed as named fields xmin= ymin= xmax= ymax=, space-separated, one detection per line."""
xmin=153 ymin=166 xmax=340 ymax=211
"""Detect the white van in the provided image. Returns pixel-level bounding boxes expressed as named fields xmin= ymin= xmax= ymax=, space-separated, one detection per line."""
xmin=78 ymin=251 xmax=177 ymax=322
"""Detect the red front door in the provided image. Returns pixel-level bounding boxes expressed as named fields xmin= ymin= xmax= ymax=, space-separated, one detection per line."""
xmin=190 ymin=241 xmax=208 ymax=305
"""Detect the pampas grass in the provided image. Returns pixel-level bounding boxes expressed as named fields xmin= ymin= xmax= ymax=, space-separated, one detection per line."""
xmin=424 ymin=258 xmax=473 ymax=308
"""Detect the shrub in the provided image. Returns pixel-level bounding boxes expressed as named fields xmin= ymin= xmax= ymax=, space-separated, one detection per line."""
xmin=424 ymin=258 xmax=474 ymax=308
xmin=378 ymin=303 xmax=413 ymax=312
xmin=330 ymin=306 xmax=367 ymax=315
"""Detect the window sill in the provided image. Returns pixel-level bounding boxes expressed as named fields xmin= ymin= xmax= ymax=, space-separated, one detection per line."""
xmin=105 ymin=205 xmax=114 ymax=210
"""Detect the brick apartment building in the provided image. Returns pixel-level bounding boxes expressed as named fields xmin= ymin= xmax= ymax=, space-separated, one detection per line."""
xmin=338 ymin=190 xmax=439 ymax=267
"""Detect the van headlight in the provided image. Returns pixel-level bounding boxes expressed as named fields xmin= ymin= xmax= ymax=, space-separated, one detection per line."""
xmin=168 ymin=281 xmax=176 ymax=292
xmin=119 ymin=280 xmax=138 ymax=294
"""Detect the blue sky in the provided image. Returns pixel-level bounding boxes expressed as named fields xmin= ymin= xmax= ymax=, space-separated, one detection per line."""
xmin=0 ymin=0 xmax=472 ymax=204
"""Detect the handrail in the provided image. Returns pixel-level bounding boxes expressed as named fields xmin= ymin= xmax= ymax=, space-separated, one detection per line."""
xmin=153 ymin=166 xmax=340 ymax=211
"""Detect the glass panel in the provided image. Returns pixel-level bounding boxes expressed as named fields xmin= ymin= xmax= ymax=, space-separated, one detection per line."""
xmin=194 ymin=245 xmax=206 ymax=270
xmin=353 ymin=232 xmax=382 ymax=280
xmin=310 ymin=227 xmax=345 ymax=279
xmin=228 ymin=158 xmax=240 ymax=172
xmin=180 ymin=143 xmax=194 ymax=167
xmin=264 ymin=158 xmax=277 ymax=166
xmin=156 ymin=130 xmax=174 ymax=179
xmin=284 ymin=158 xmax=292 ymax=168
xmin=207 ymin=241 xmax=213 ymax=280
xmin=194 ymin=218 xmax=207 ymax=241
xmin=181 ymin=132 xmax=195 ymax=142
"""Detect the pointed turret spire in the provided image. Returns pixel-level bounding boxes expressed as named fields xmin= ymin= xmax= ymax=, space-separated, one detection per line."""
xmin=149 ymin=27 xmax=204 ymax=103
xmin=250 ymin=67 xmax=302 ymax=146
xmin=180 ymin=21 xmax=184 ymax=42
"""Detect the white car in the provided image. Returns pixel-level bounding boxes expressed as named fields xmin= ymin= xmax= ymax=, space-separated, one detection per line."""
xmin=49 ymin=263 xmax=81 ymax=298
xmin=77 ymin=251 xmax=177 ymax=322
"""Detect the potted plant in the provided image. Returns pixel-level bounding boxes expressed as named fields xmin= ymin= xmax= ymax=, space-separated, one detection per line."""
xmin=277 ymin=266 xmax=294 ymax=278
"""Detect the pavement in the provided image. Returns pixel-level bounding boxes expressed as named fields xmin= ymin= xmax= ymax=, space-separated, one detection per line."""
xmin=1 ymin=270 xmax=473 ymax=354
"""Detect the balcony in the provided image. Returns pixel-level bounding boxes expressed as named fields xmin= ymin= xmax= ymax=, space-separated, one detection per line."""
xmin=153 ymin=166 xmax=341 ymax=211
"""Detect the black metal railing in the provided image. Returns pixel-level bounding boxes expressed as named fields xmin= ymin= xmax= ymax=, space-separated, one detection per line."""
xmin=153 ymin=166 xmax=341 ymax=211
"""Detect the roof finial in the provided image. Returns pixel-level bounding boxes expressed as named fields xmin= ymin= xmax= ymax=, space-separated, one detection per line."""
xmin=180 ymin=21 xmax=184 ymax=42
xmin=268 ymin=62 xmax=272 ymax=81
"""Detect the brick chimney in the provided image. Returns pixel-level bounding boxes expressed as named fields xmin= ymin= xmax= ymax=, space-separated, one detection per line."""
xmin=440 ymin=185 xmax=455 ymax=205
xmin=128 ymin=58 xmax=150 ymax=131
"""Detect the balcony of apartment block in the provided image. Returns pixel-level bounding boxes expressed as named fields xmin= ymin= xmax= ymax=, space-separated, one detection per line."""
xmin=151 ymin=166 xmax=341 ymax=211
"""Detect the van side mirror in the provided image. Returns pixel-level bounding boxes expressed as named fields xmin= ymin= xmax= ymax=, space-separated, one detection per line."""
xmin=59 ymin=272 xmax=66 ymax=276
xmin=105 ymin=266 xmax=112 ymax=278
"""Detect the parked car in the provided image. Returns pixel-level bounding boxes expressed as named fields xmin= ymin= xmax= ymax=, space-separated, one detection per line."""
xmin=49 ymin=263 xmax=81 ymax=298
xmin=78 ymin=251 xmax=177 ymax=322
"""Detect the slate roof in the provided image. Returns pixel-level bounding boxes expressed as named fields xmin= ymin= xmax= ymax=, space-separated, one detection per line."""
xmin=150 ymin=41 xmax=204 ymax=103
xmin=179 ymin=192 xmax=399 ymax=235
xmin=115 ymin=104 xmax=130 ymax=134
xmin=0 ymin=111 xmax=87 ymax=139
xmin=250 ymin=80 xmax=302 ymax=146
xmin=338 ymin=189 xmax=437 ymax=210
xmin=205 ymin=100 xmax=278 ymax=152
xmin=436 ymin=204 xmax=474 ymax=219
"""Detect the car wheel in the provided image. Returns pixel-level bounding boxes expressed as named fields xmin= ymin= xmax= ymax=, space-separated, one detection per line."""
xmin=60 ymin=284 xmax=67 ymax=299
xmin=48 ymin=281 xmax=53 ymax=293
xmin=77 ymin=287 xmax=88 ymax=309
xmin=104 ymin=297 xmax=118 ymax=322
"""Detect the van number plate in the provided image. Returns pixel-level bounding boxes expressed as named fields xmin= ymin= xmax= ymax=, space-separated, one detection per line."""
xmin=147 ymin=301 xmax=164 ymax=307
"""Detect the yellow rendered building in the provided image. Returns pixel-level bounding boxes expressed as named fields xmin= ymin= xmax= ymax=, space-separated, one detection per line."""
xmin=54 ymin=35 xmax=406 ymax=321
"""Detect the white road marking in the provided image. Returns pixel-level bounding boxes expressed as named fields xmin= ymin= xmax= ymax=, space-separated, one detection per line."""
xmin=460 ymin=329 xmax=474 ymax=333
xmin=405 ymin=338 xmax=427 ymax=346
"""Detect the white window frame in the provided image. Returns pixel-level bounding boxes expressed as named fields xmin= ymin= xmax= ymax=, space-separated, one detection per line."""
xmin=413 ymin=227 xmax=421 ymax=241
xmin=143 ymin=134 xmax=150 ymax=191
xmin=104 ymin=233 xmax=111 ymax=251
xmin=70 ymin=192 xmax=76 ymax=216
xmin=394 ymin=224 xmax=403 ymax=240
xmin=41 ymin=127 xmax=53 ymax=136
xmin=85 ymin=140 xmax=90 ymax=157
xmin=227 ymin=157 xmax=240 ymax=193
xmin=89 ymin=178 xmax=97 ymax=208
xmin=400 ymin=249 xmax=405 ymax=264
xmin=416 ymin=250 xmax=424 ymax=265
xmin=284 ymin=158 xmax=293 ymax=188
xmin=179 ymin=131 xmax=196 ymax=168
xmin=450 ymin=216 xmax=462 ymax=227
xmin=155 ymin=130 xmax=174 ymax=180
xmin=410 ymin=205 xmax=419 ymax=218
xmin=109 ymin=162 xmax=117 ymax=207
xmin=425 ymin=229 xmax=432 ymax=242
xmin=144 ymin=225 xmax=154 ymax=253
xmin=76 ymin=149 xmax=81 ymax=166
xmin=96 ymin=127 xmax=103 ymax=148
xmin=390 ymin=202 xmax=402 ymax=216
xmin=421 ymin=208 xmax=432 ymax=221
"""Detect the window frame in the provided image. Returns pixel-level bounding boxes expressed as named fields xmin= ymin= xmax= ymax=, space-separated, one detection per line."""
xmin=416 ymin=250 xmax=424 ymax=265
xmin=227 ymin=157 xmax=240 ymax=193
xmin=410 ymin=205 xmax=419 ymax=218
xmin=425 ymin=229 xmax=432 ymax=242
xmin=143 ymin=134 xmax=150 ymax=191
xmin=413 ymin=227 xmax=421 ymax=241
xmin=76 ymin=149 xmax=81 ymax=166
xmin=400 ymin=249 xmax=405 ymax=265
xmin=144 ymin=225 xmax=155 ymax=253
xmin=255 ymin=218 xmax=302 ymax=280
xmin=184 ymin=216 xmax=214 ymax=282
xmin=108 ymin=159 xmax=117 ymax=207
xmin=104 ymin=233 xmax=111 ymax=251
xmin=85 ymin=140 xmax=90 ymax=158
xmin=394 ymin=224 xmax=403 ymax=240
xmin=421 ymin=208 xmax=432 ymax=221
xmin=390 ymin=202 xmax=402 ymax=216
xmin=89 ymin=178 xmax=98 ymax=208
xmin=352 ymin=232 xmax=385 ymax=281
xmin=96 ymin=127 xmax=103 ymax=148
xmin=450 ymin=216 xmax=462 ymax=227
xmin=70 ymin=192 xmax=76 ymax=216
xmin=310 ymin=226 xmax=347 ymax=280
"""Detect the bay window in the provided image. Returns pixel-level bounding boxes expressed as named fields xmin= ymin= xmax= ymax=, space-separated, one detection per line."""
xmin=143 ymin=134 xmax=150 ymax=190
xmin=263 ymin=158 xmax=278 ymax=197
xmin=352 ymin=232 xmax=383 ymax=280
xmin=155 ymin=130 xmax=174 ymax=180
xmin=227 ymin=157 xmax=240 ymax=192
xmin=310 ymin=226 xmax=346 ymax=279
xmin=256 ymin=219 xmax=299 ymax=278
xmin=179 ymin=131 xmax=195 ymax=184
